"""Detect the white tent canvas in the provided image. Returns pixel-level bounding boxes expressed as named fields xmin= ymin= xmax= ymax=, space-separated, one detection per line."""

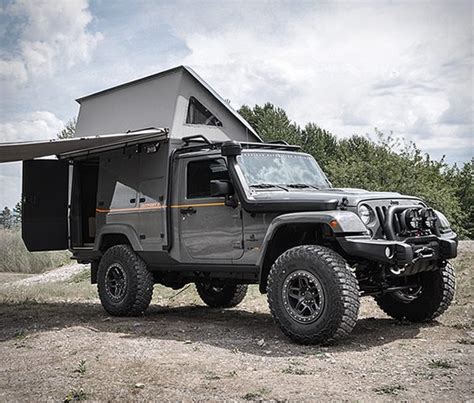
xmin=75 ymin=65 xmax=262 ymax=143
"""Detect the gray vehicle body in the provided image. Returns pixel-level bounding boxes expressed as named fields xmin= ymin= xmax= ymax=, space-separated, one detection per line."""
xmin=61 ymin=136 xmax=456 ymax=295
xmin=9 ymin=65 xmax=457 ymax=296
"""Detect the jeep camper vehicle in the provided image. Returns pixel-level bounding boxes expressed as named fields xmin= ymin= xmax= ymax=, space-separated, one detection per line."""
xmin=0 ymin=66 xmax=457 ymax=344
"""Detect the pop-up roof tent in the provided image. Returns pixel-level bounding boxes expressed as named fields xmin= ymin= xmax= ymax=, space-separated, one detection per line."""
xmin=0 ymin=65 xmax=262 ymax=163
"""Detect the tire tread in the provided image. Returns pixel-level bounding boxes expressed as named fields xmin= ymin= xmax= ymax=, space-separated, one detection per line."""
xmin=267 ymin=245 xmax=360 ymax=344
xmin=98 ymin=244 xmax=154 ymax=316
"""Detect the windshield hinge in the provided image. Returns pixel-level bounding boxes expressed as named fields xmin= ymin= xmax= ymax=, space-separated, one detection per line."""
xmin=339 ymin=197 xmax=349 ymax=210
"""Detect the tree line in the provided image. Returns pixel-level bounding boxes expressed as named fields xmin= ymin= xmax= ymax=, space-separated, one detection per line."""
xmin=239 ymin=103 xmax=473 ymax=238
xmin=1 ymin=109 xmax=472 ymax=238
xmin=0 ymin=203 xmax=22 ymax=229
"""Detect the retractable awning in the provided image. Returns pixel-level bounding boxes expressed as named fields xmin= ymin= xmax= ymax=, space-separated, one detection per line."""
xmin=0 ymin=129 xmax=168 ymax=163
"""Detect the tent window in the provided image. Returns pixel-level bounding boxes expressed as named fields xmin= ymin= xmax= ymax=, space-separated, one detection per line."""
xmin=186 ymin=96 xmax=222 ymax=126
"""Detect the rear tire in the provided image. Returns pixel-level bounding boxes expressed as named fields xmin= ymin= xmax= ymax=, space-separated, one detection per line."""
xmin=97 ymin=244 xmax=154 ymax=316
xmin=195 ymin=282 xmax=248 ymax=308
xmin=267 ymin=245 xmax=360 ymax=344
xmin=375 ymin=263 xmax=455 ymax=322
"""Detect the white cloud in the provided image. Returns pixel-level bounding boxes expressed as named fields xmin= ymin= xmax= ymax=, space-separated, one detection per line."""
xmin=0 ymin=110 xmax=64 ymax=208
xmin=0 ymin=60 xmax=28 ymax=84
xmin=0 ymin=162 xmax=22 ymax=209
xmin=0 ymin=0 xmax=102 ymax=84
xmin=161 ymin=1 xmax=472 ymax=162
xmin=0 ymin=111 xmax=64 ymax=143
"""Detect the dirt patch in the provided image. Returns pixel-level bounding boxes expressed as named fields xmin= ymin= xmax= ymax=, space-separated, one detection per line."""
xmin=0 ymin=243 xmax=472 ymax=401
xmin=2 ymin=263 xmax=88 ymax=287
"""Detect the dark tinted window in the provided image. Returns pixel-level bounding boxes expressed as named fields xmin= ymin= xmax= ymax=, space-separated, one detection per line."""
xmin=186 ymin=96 xmax=222 ymax=126
xmin=187 ymin=159 xmax=229 ymax=198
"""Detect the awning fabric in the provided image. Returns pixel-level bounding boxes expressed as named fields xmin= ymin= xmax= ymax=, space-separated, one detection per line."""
xmin=0 ymin=129 xmax=167 ymax=163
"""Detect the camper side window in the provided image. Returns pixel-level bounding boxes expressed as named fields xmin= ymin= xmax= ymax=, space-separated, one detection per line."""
xmin=187 ymin=159 xmax=229 ymax=198
xmin=186 ymin=96 xmax=223 ymax=126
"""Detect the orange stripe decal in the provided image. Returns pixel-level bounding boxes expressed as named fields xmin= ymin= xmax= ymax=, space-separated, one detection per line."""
xmin=170 ymin=202 xmax=226 ymax=208
xmin=96 ymin=202 xmax=225 ymax=214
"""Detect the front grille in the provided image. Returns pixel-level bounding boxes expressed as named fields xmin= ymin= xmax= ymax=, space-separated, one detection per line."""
xmin=363 ymin=199 xmax=427 ymax=240
xmin=375 ymin=206 xmax=404 ymax=236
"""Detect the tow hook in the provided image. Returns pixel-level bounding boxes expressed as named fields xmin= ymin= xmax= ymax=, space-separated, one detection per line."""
xmin=390 ymin=266 xmax=406 ymax=275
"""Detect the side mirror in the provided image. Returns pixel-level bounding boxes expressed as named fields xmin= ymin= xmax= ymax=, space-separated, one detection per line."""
xmin=210 ymin=180 xmax=233 ymax=197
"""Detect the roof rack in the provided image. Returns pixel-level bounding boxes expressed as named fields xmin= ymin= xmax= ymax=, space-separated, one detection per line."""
xmin=176 ymin=136 xmax=301 ymax=155
xmin=239 ymin=141 xmax=301 ymax=151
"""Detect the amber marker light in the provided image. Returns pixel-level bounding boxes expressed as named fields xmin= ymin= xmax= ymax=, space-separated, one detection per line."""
xmin=329 ymin=220 xmax=338 ymax=229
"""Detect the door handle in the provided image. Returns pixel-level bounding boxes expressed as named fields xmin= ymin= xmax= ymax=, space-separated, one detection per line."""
xmin=180 ymin=207 xmax=197 ymax=215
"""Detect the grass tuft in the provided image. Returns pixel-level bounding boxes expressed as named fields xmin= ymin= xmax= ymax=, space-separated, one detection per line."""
xmin=242 ymin=388 xmax=270 ymax=400
xmin=428 ymin=359 xmax=456 ymax=369
xmin=64 ymin=388 xmax=87 ymax=402
xmin=281 ymin=365 xmax=309 ymax=375
xmin=74 ymin=360 xmax=87 ymax=375
xmin=373 ymin=384 xmax=407 ymax=395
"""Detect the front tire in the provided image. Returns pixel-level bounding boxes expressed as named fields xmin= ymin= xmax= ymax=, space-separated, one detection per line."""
xmin=195 ymin=282 xmax=248 ymax=308
xmin=267 ymin=245 xmax=360 ymax=344
xmin=375 ymin=263 xmax=456 ymax=322
xmin=97 ymin=244 xmax=154 ymax=316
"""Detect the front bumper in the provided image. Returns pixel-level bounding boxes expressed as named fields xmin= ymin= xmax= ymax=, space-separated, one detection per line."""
xmin=338 ymin=232 xmax=457 ymax=266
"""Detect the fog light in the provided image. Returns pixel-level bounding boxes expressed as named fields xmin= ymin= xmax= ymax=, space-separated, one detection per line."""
xmin=385 ymin=246 xmax=394 ymax=259
xmin=404 ymin=208 xmax=422 ymax=230
xmin=421 ymin=208 xmax=437 ymax=229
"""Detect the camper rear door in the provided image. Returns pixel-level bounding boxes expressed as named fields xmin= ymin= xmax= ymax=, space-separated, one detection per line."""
xmin=22 ymin=160 xmax=69 ymax=251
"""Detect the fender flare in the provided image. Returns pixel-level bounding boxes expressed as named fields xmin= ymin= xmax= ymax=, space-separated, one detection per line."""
xmin=256 ymin=211 xmax=367 ymax=290
xmin=94 ymin=224 xmax=143 ymax=252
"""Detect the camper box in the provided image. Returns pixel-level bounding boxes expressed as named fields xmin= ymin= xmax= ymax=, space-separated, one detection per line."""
xmin=3 ymin=66 xmax=261 ymax=255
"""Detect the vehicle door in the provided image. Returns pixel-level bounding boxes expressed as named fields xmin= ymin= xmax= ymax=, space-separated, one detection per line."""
xmin=178 ymin=156 xmax=243 ymax=261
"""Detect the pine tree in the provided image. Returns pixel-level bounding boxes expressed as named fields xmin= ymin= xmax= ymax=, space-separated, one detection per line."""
xmin=13 ymin=201 xmax=22 ymax=227
xmin=0 ymin=207 xmax=13 ymax=229
xmin=57 ymin=118 xmax=77 ymax=139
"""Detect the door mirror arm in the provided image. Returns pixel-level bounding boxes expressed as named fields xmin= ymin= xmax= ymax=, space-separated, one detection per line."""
xmin=210 ymin=179 xmax=238 ymax=208
xmin=225 ymin=194 xmax=238 ymax=208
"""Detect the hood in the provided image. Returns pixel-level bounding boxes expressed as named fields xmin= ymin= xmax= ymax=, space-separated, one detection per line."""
xmin=249 ymin=187 xmax=421 ymax=207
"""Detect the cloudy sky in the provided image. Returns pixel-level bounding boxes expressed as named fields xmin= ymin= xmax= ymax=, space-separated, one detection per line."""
xmin=0 ymin=0 xmax=472 ymax=207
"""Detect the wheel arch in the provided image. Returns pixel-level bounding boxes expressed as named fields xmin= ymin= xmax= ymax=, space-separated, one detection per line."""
xmin=94 ymin=224 xmax=143 ymax=252
xmin=91 ymin=225 xmax=142 ymax=284
xmin=257 ymin=211 xmax=366 ymax=293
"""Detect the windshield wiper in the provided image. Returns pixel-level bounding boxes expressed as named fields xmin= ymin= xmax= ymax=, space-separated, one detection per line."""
xmin=250 ymin=183 xmax=289 ymax=192
xmin=285 ymin=183 xmax=321 ymax=190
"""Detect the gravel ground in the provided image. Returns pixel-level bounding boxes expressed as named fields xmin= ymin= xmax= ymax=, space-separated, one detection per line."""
xmin=0 ymin=243 xmax=472 ymax=401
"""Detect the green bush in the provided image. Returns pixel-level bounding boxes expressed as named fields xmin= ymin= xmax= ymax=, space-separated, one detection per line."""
xmin=0 ymin=229 xmax=71 ymax=273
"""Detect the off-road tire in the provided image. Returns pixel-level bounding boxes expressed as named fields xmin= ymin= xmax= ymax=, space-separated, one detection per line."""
xmin=195 ymin=283 xmax=248 ymax=308
xmin=375 ymin=263 xmax=456 ymax=322
xmin=97 ymin=244 xmax=154 ymax=316
xmin=267 ymin=245 xmax=360 ymax=344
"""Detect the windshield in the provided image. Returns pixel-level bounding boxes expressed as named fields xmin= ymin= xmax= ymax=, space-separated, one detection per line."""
xmin=237 ymin=151 xmax=330 ymax=189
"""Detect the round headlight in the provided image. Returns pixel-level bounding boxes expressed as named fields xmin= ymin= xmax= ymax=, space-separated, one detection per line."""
xmin=358 ymin=204 xmax=372 ymax=225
